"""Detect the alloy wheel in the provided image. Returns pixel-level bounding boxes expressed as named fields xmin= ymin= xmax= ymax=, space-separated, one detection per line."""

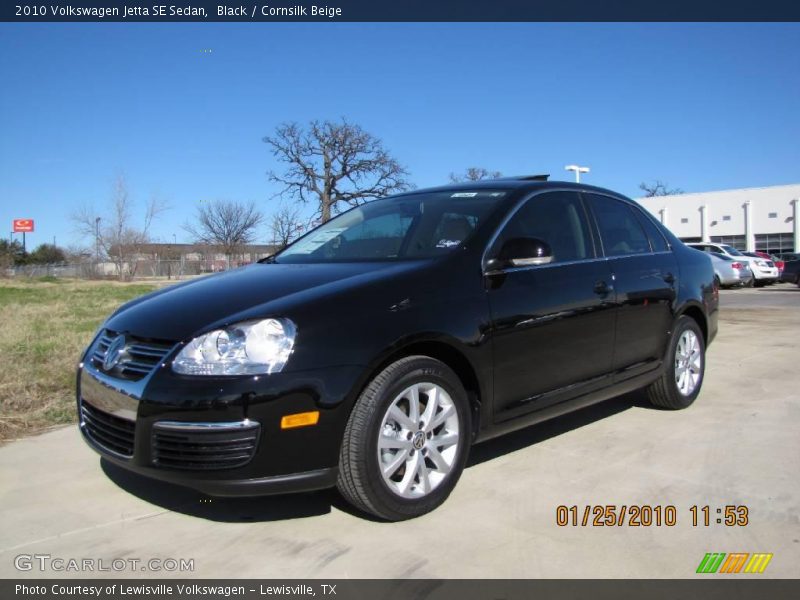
xmin=377 ymin=382 xmax=460 ymax=499
xmin=674 ymin=330 xmax=702 ymax=396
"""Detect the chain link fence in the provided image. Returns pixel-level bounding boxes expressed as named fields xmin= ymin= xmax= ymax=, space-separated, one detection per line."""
xmin=4 ymin=259 xmax=240 ymax=281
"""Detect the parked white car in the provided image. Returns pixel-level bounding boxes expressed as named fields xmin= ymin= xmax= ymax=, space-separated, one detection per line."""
xmin=687 ymin=243 xmax=779 ymax=286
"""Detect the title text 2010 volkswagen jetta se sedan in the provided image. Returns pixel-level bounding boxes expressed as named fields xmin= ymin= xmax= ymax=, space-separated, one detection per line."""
xmin=77 ymin=178 xmax=718 ymax=520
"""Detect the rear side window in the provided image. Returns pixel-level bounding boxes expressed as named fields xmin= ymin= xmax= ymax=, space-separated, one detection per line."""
xmin=586 ymin=194 xmax=651 ymax=257
xmin=633 ymin=209 xmax=670 ymax=252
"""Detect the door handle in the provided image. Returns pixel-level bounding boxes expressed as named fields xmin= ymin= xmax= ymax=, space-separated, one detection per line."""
xmin=594 ymin=280 xmax=613 ymax=296
xmin=662 ymin=272 xmax=675 ymax=285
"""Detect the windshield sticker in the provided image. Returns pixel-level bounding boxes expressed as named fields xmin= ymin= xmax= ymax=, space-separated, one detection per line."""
xmin=436 ymin=239 xmax=461 ymax=248
xmin=451 ymin=192 xmax=478 ymax=198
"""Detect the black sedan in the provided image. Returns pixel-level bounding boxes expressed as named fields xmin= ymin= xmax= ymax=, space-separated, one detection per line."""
xmin=77 ymin=178 xmax=718 ymax=520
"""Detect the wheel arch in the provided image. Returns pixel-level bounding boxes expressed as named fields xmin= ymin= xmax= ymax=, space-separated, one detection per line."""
xmin=349 ymin=336 xmax=486 ymax=440
xmin=675 ymin=302 xmax=708 ymax=344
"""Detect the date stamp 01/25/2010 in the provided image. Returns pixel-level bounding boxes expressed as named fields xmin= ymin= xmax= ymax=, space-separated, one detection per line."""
xmin=555 ymin=504 xmax=749 ymax=527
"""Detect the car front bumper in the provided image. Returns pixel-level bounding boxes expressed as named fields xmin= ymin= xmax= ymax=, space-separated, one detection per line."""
xmin=77 ymin=359 xmax=363 ymax=496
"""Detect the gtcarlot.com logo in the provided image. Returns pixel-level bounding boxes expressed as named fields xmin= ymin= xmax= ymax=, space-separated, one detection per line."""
xmin=696 ymin=552 xmax=773 ymax=574
xmin=14 ymin=554 xmax=195 ymax=573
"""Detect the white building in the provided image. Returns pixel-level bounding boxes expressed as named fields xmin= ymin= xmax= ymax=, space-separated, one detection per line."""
xmin=636 ymin=183 xmax=800 ymax=255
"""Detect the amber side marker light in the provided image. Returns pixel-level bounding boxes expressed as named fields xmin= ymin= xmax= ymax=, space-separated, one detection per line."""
xmin=280 ymin=411 xmax=320 ymax=429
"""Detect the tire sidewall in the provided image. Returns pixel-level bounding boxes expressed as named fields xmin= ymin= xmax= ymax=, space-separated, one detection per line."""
xmin=359 ymin=359 xmax=471 ymax=519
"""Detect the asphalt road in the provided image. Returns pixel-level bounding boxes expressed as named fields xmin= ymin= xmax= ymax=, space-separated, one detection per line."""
xmin=1 ymin=288 xmax=798 ymax=579
xmin=719 ymin=281 xmax=800 ymax=309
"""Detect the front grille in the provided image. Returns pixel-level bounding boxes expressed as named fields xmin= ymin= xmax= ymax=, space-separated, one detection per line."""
xmin=81 ymin=401 xmax=136 ymax=457
xmin=152 ymin=422 xmax=260 ymax=470
xmin=91 ymin=330 xmax=173 ymax=381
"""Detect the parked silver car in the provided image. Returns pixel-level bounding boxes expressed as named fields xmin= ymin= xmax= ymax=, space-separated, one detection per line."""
xmin=687 ymin=243 xmax=779 ymax=286
xmin=708 ymin=252 xmax=753 ymax=288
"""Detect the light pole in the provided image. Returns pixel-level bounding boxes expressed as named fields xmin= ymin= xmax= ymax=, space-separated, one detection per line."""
xmin=565 ymin=164 xmax=590 ymax=183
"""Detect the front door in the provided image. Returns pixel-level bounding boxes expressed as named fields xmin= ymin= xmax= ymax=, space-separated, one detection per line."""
xmin=487 ymin=191 xmax=618 ymax=422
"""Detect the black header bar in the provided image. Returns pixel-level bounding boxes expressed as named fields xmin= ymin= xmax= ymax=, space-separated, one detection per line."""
xmin=3 ymin=1 xmax=800 ymax=22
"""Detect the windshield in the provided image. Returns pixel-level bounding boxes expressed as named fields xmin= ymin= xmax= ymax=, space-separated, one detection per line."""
xmin=274 ymin=190 xmax=507 ymax=263
xmin=721 ymin=244 xmax=744 ymax=256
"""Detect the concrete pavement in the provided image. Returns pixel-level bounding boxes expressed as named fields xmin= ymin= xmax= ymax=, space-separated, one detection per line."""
xmin=1 ymin=288 xmax=798 ymax=578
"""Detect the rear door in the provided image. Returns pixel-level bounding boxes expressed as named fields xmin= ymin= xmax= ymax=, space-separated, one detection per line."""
xmin=583 ymin=194 xmax=678 ymax=380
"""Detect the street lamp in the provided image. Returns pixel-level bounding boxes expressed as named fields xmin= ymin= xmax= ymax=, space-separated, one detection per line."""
xmin=565 ymin=164 xmax=590 ymax=183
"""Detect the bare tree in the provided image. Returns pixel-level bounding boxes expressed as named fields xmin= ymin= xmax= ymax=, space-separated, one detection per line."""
xmin=270 ymin=204 xmax=306 ymax=250
xmin=72 ymin=174 xmax=168 ymax=280
xmin=639 ymin=180 xmax=683 ymax=197
xmin=184 ymin=200 xmax=264 ymax=268
xmin=264 ymin=119 xmax=410 ymax=223
xmin=449 ymin=167 xmax=503 ymax=183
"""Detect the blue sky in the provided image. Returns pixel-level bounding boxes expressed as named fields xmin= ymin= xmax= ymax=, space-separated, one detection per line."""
xmin=1 ymin=23 xmax=799 ymax=250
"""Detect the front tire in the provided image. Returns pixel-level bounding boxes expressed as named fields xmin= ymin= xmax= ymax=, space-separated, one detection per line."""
xmin=647 ymin=316 xmax=706 ymax=410
xmin=337 ymin=356 xmax=471 ymax=521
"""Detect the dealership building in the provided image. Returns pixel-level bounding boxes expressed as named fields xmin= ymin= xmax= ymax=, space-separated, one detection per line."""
xmin=636 ymin=183 xmax=800 ymax=255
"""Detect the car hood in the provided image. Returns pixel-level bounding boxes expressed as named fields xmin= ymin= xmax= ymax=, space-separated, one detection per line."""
xmin=105 ymin=261 xmax=425 ymax=341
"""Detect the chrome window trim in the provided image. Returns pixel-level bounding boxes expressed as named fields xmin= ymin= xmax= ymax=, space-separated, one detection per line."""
xmin=496 ymin=250 xmax=678 ymax=275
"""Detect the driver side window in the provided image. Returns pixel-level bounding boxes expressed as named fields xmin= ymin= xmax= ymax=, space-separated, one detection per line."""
xmin=493 ymin=192 xmax=595 ymax=264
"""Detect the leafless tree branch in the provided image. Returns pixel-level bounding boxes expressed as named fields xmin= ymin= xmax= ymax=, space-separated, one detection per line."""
xmin=184 ymin=200 xmax=265 ymax=268
xmin=639 ymin=180 xmax=684 ymax=197
xmin=264 ymin=118 xmax=411 ymax=222
xmin=70 ymin=174 xmax=169 ymax=280
xmin=449 ymin=167 xmax=503 ymax=183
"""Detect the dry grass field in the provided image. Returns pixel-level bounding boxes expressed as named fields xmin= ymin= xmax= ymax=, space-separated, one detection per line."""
xmin=0 ymin=278 xmax=157 ymax=443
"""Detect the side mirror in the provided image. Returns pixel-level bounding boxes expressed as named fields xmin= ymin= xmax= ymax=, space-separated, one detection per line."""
xmin=487 ymin=237 xmax=553 ymax=273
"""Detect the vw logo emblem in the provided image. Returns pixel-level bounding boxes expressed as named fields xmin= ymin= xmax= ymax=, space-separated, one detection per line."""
xmin=103 ymin=335 xmax=126 ymax=371
xmin=412 ymin=430 xmax=426 ymax=450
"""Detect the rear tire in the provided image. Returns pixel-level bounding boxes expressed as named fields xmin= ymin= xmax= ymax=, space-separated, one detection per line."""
xmin=647 ymin=316 xmax=706 ymax=410
xmin=337 ymin=356 xmax=471 ymax=521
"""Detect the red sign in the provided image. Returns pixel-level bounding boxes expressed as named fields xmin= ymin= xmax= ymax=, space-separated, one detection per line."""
xmin=13 ymin=219 xmax=34 ymax=233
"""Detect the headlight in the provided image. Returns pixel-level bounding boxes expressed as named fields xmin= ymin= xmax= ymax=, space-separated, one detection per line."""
xmin=173 ymin=318 xmax=296 ymax=376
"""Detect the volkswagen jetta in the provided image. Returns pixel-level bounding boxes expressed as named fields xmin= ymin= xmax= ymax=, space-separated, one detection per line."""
xmin=77 ymin=177 xmax=718 ymax=520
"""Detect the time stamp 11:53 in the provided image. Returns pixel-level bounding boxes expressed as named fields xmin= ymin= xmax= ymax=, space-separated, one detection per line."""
xmin=555 ymin=505 xmax=750 ymax=527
